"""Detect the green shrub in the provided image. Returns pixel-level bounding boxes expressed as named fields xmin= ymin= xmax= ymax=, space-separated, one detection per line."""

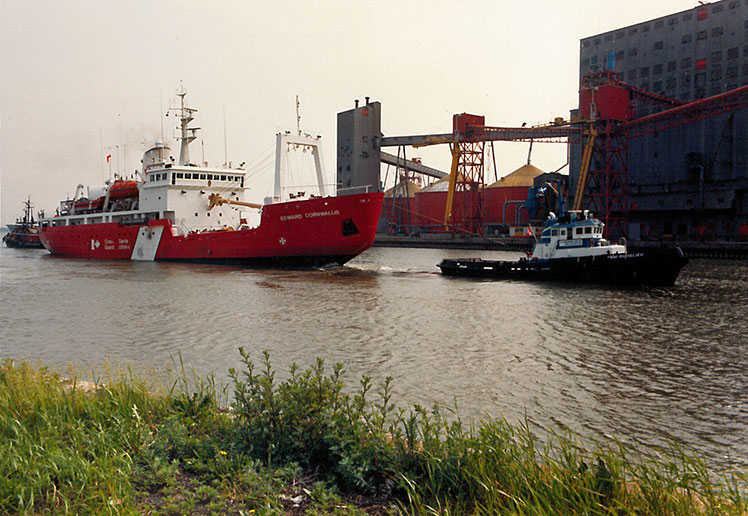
xmin=229 ymin=348 xmax=398 ymax=493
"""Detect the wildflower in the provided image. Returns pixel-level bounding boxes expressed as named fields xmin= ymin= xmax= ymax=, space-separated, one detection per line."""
xmin=220 ymin=450 xmax=227 ymax=456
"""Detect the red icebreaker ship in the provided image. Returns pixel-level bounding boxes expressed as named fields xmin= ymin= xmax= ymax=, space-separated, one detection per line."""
xmin=40 ymin=89 xmax=383 ymax=267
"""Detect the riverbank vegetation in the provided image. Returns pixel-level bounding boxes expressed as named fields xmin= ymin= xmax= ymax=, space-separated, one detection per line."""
xmin=1 ymin=351 xmax=746 ymax=515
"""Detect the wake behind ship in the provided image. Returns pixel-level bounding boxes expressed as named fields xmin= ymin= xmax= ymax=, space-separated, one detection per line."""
xmin=40 ymin=89 xmax=383 ymax=267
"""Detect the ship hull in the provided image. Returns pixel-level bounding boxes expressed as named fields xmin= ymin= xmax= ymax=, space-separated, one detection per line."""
xmin=40 ymin=192 xmax=383 ymax=267
xmin=438 ymin=247 xmax=689 ymax=286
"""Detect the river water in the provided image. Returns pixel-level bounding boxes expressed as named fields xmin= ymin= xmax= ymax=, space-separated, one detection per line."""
xmin=1 ymin=244 xmax=746 ymax=471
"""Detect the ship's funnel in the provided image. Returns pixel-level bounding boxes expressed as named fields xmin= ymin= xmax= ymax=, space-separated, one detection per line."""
xmin=142 ymin=142 xmax=171 ymax=174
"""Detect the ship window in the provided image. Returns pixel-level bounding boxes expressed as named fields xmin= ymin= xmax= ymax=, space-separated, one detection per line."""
xmin=195 ymin=212 xmax=198 ymax=217
xmin=221 ymin=175 xmax=227 ymax=181
xmin=171 ymin=174 xmax=175 ymax=185
xmin=207 ymin=174 xmax=213 ymax=180
xmin=551 ymin=229 xmax=558 ymax=236
xmin=585 ymin=227 xmax=592 ymax=234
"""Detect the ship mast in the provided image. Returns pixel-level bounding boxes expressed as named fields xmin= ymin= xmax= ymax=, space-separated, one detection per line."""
xmin=175 ymin=85 xmax=199 ymax=166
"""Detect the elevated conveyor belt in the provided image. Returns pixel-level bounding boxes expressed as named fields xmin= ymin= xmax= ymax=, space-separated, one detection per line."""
xmin=379 ymin=151 xmax=447 ymax=179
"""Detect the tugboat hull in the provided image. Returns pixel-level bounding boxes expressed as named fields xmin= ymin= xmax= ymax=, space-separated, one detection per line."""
xmin=3 ymin=230 xmax=44 ymax=249
xmin=438 ymin=247 xmax=689 ymax=287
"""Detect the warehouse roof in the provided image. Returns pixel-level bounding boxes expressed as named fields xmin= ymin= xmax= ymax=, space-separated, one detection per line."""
xmin=419 ymin=173 xmax=466 ymax=193
xmin=384 ymin=180 xmax=423 ymax=198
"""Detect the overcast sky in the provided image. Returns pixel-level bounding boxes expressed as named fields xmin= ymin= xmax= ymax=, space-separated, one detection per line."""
xmin=1 ymin=0 xmax=697 ymax=224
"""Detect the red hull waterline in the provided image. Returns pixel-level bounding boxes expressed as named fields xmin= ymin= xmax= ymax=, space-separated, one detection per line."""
xmin=40 ymin=193 xmax=383 ymax=267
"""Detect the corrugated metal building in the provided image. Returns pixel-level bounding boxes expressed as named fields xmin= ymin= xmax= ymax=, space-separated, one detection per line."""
xmin=572 ymin=0 xmax=748 ymax=241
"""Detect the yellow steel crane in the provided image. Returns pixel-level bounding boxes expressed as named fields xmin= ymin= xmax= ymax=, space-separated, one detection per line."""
xmin=572 ymin=124 xmax=597 ymax=211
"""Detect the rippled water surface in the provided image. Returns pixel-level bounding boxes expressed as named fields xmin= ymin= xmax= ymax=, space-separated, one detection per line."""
xmin=2 ymin=245 xmax=746 ymax=469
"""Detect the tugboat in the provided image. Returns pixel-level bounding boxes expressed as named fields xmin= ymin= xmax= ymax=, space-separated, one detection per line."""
xmin=39 ymin=88 xmax=383 ymax=267
xmin=438 ymin=209 xmax=688 ymax=287
xmin=3 ymin=199 xmax=44 ymax=249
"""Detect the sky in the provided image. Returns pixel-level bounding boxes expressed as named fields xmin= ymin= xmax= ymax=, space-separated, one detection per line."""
xmin=0 ymin=0 xmax=700 ymax=224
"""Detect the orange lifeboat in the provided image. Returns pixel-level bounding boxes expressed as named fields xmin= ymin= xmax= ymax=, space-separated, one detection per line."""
xmin=109 ymin=180 xmax=139 ymax=200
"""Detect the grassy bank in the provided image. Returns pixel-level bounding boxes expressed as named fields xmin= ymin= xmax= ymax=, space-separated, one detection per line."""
xmin=1 ymin=351 xmax=746 ymax=515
